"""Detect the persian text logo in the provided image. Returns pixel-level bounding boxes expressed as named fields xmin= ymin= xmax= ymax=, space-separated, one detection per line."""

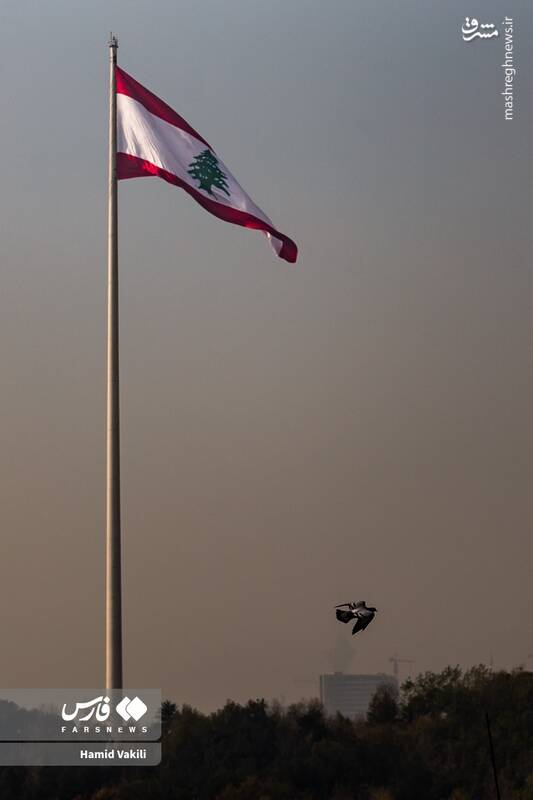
xmin=62 ymin=696 xmax=111 ymax=722
xmin=462 ymin=17 xmax=498 ymax=42
xmin=61 ymin=695 xmax=148 ymax=723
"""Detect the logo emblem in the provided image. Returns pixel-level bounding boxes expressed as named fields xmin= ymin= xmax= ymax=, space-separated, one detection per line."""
xmin=115 ymin=696 xmax=148 ymax=722
xmin=187 ymin=149 xmax=230 ymax=197
xmin=462 ymin=17 xmax=498 ymax=42
xmin=61 ymin=695 xmax=147 ymax=723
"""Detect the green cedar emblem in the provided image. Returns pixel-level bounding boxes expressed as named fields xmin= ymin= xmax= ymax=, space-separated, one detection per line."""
xmin=187 ymin=149 xmax=230 ymax=197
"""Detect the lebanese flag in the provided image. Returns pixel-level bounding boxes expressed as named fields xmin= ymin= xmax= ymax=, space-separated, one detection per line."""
xmin=116 ymin=67 xmax=297 ymax=263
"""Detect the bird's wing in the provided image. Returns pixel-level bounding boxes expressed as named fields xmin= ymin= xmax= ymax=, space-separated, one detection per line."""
xmin=356 ymin=607 xmax=373 ymax=618
xmin=336 ymin=601 xmax=366 ymax=609
xmin=336 ymin=609 xmax=354 ymax=624
xmin=352 ymin=617 xmax=366 ymax=634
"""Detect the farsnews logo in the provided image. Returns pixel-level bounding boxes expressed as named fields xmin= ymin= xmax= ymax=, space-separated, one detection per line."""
xmin=60 ymin=695 xmax=148 ymax=735
xmin=61 ymin=695 xmax=148 ymax=723
xmin=62 ymin=695 xmax=111 ymax=722
xmin=115 ymin=696 xmax=148 ymax=722
xmin=462 ymin=17 xmax=498 ymax=42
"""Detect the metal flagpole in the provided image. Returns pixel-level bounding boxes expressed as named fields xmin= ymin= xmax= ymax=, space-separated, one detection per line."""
xmin=106 ymin=32 xmax=123 ymax=691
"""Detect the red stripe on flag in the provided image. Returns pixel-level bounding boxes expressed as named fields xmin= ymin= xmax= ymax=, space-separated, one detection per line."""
xmin=117 ymin=153 xmax=298 ymax=263
xmin=116 ymin=66 xmax=212 ymax=149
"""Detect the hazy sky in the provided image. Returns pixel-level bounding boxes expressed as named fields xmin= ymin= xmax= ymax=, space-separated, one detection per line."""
xmin=0 ymin=0 xmax=532 ymax=710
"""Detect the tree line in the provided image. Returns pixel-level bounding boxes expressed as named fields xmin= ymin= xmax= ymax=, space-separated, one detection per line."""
xmin=1 ymin=665 xmax=533 ymax=799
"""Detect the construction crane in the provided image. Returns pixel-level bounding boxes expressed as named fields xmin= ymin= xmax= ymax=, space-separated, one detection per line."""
xmin=389 ymin=653 xmax=414 ymax=681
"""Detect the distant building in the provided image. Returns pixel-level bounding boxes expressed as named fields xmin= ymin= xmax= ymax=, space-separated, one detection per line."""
xmin=319 ymin=672 xmax=397 ymax=719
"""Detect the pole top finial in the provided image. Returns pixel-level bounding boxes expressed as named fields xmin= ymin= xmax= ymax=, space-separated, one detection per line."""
xmin=109 ymin=32 xmax=118 ymax=49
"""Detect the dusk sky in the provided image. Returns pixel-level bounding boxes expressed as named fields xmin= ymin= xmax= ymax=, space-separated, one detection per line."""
xmin=0 ymin=0 xmax=532 ymax=710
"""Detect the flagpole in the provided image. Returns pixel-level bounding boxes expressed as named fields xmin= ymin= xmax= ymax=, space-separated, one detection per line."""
xmin=106 ymin=32 xmax=123 ymax=691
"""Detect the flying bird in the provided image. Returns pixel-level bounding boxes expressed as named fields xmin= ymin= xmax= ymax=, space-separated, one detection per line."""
xmin=335 ymin=601 xmax=377 ymax=635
